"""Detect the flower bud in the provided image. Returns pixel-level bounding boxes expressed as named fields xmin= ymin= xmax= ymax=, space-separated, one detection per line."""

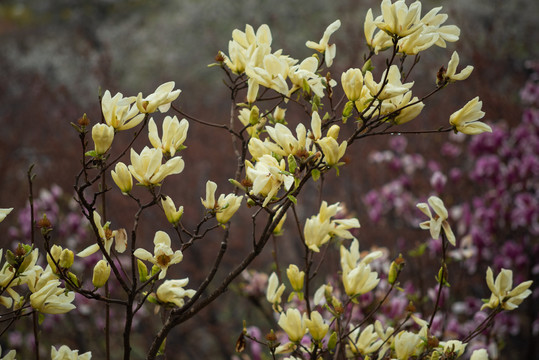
xmin=273 ymin=107 xmax=286 ymax=123
xmin=59 ymin=249 xmax=74 ymax=269
xmin=47 ymin=245 xmax=63 ymax=273
xmin=327 ymin=125 xmax=340 ymax=140
xmin=92 ymin=260 xmax=111 ymax=288
xmin=388 ymin=261 xmax=398 ymax=284
xmin=92 ymin=123 xmax=114 ymax=155
xmin=341 ymin=68 xmax=364 ymax=101
xmin=111 ymin=162 xmax=133 ymax=194
xmin=286 ymin=264 xmax=305 ymax=292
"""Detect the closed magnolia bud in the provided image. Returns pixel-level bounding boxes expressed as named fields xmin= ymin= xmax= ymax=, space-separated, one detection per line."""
xmin=327 ymin=125 xmax=340 ymax=140
xmin=286 ymin=264 xmax=305 ymax=292
xmin=111 ymin=162 xmax=133 ymax=194
xmin=59 ymin=249 xmax=74 ymax=269
xmin=92 ymin=260 xmax=111 ymax=288
xmin=47 ymin=245 xmax=62 ymax=272
xmin=273 ymin=107 xmax=286 ymax=123
xmin=388 ymin=261 xmax=398 ymax=284
xmin=92 ymin=123 xmax=114 ymax=155
xmin=341 ymin=68 xmax=364 ymax=101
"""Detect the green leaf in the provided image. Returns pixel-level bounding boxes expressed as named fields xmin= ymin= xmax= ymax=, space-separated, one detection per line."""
xmin=287 ymin=195 xmax=297 ymax=205
xmin=38 ymin=312 xmax=45 ymax=325
xmin=84 ymin=150 xmax=98 ymax=157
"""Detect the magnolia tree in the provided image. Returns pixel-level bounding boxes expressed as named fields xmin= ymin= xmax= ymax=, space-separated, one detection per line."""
xmin=0 ymin=0 xmax=534 ymax=359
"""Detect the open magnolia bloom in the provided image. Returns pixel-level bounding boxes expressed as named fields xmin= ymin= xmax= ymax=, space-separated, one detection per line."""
xmin=221 ymin=24 xmax=273 ymax=74
xmin=148 ymin=116 xmax=189 ymax=157
xmin=266 ymin=272 xmax=286 ymax=311
xmin=347 ymin=324 xmax=383 ymax=357
xmin=375 ymin=0 xmax=423 ymax=38
xmin=417 ymin=195 xmax=456 ymax=246
xmin=245 ymin=155 xmax=294 ymax=207
xmin=341 ymin=239 xmax=382 ymax=297
xmin=128 ymin=146 xmax=185 ymax=186
xmin=201 ymin=180 xmax=243 ymax=223
xmin=101 ymin=90 xmax=144 ymax=131
xmin=450 ymin=97 xmax=492 ymax=135
xmin=305 ymin=20 xmax=341 ymax=67
xmin=30 ymin=278 xmax=75 ymax=314
xmin=278 ymin=308 xmax=307 ymax=343
xmin=364 ymin=65 xmax=414 ymax=101
xmin=156 ymin=278 xmax=196 ymax=308
xmin=440 ymin=51 xmax=474 ymax=84
xmin=481 ymin=267 xmax=533 ymax=311
xmin=265 ymin=123 xmax=308 ymax=157
xmin=136 ymin=81 xmax=181 ymax=114
xmin=51 ymin=345 xmax=91 ymax=360
xmin=133 ymin=231 xmax=183 ymax=280
xmin=78 ymin=211 xmax=126 ymax=257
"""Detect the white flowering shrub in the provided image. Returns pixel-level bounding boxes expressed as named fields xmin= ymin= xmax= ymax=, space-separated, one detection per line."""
xmin=0 ymin=1 xmax=533 ymax=359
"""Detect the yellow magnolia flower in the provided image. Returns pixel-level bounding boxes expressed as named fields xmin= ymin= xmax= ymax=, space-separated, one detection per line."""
xmin=341 ymin=68 xmax=364 ymax=101
xmin=288 ymin=56 xmax=329 ymax=98
xmin=266 ymin=272 xmax=286 ymax=311
xmin=201 ymin=180 xmax=218 ymax=210
xmin=133 ymin=231 xmax=183 ymax=280
xmin=101 ymin=90 xmax=144 ymax=131
xmin=286 ymin=264 xmax=305 ymax=292
xmin=364 ymin=65 xmax=414 ymax=100
xmin=136 ymin=81 xmax=181 ymax=114
xmin=265 ymin=123 xmax=307 ymax=157
xmin=440 ymin=51 xmax=474 ymax=84
xmin=305 ymin=20 xmax=341 ymax=67
xmin=393 ymin=330 xmax=421 ymax=360
xmin=245 ymin=155 xmax=294 ymax=207
xmin=470 ymin=349 xmax=489 ymax=360
xmin=128 ymin=146 xmax=185 ymax=186
xmin=111 ymin=162 xmax=133 ymax=194
xmin=222 ymin=24 xmax=272 ymax=74
xmin=0 ymin=208 xmax=13 ymax=223
xmin=440 ymin=340 xmax=467 ymax=358
xmin=364 ymin=9 xmax=392 ymax=54
xmin=78 ymin=211 xmax=126 ymax=257
xmin=161 ymin=195 xmax=184 ymax=225
xmin=91 ymin=123 xmax=114 ymax=155
xmin=316 ymin=136 xmax=347 ymax=166
xmin=0 ymin=346 xmax=16 ymax=360
xmin=420 ymin=6 xmax=460 ymax=48
xmin=46 ymin=245 xmax=74 ymax=272
xmin=92 ymin=260 xmax=111 ymax=288
xmin=245 ymin=53 xmax=290 ymax=96
xmin=481 ymin=267 xmax=533 ymax=311
xmin=375 ymin=0 xmax=423 ymax=38
xmin=30 ymin=278 xmax=75 ymax=314
xmin=51 ymin=345 xmax=91 ymax=360
xmin=304 ymin=311 xmax=329 ymax=341
xmin=417 ymin=196 xmax=456 ymax=246
xmin=156 ymin=278 xmax=196 ymax=308
xmin=148 ymin=116 xmax=189 ymax=157
xmin=278 ymin=308 xmax=307 ymax=342
xmin=398 ymin=29 xmax=438 ymax=55
xmin=215 ymin=193 xmax=243 ymax=224
xmin=449 ymin=97 xmax=492 ymax=135
xmin=347 ymin=324 xmax=382 ymax=356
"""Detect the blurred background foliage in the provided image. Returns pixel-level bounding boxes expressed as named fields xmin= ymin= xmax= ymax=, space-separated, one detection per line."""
xmin=0 ymin=0 xmax=537 ymax=358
